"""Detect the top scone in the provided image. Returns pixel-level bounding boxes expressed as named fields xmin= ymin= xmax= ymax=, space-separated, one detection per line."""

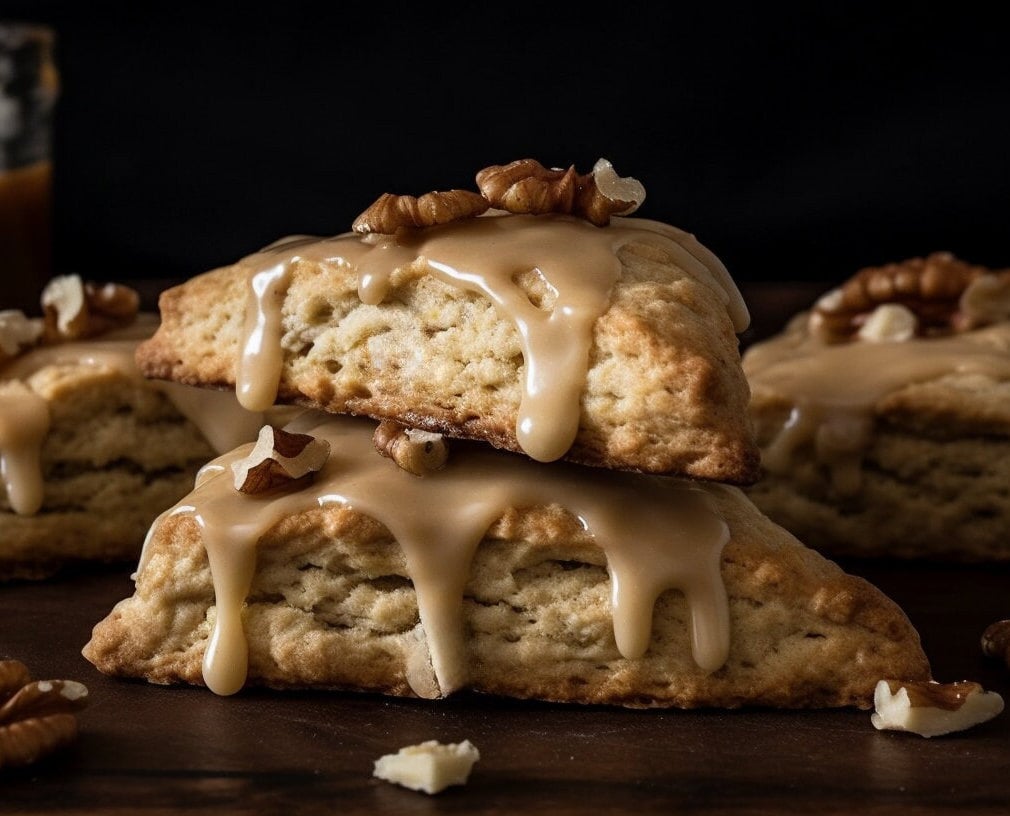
xmin=137 ymin=159 xmax=759 ymax=483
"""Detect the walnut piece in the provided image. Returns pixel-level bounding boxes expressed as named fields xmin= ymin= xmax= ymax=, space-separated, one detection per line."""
xmin=476 ymin=159 xmax=580 ymax=215
xmin=373 ymin=739 xmax=480 ymax=795
xmin=870 ymin=678 xmax=1004 ymax=738
xmin=0 ymin=659 xmax=90 ymax=769
xmin=577 ymin=158 xmax=647 ymax=225
xmin=352 ymin=190 xmax=489 ymax=235
xmin=855 ymin=302 xmax=918 ymax=343
xmin=982 ymin=619 xmax=1010 ymax=666
xmin=373 ymin=420 xmax=448 ymax=476
xmin=476 ymin=157 xmax=645 ymax=226
xmin=231 ymin=425 xmax=331 ymax=494
xmin=810 ymin=253 xmax=1004 ymax=342
xmin=41 ymin=274 xmax=140 ymax=342
xmin=0 ymin=309 xmax=44 ymax=363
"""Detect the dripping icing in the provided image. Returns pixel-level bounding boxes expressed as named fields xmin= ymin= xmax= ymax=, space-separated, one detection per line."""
xmin=235 ymin=214 xmax=748 ymax=462
xmin=0 ymin=319 xmax=263 ymax=515
xmin=744 ymin=316 xmax=1010 ymax=495
xmin=136 ymin=411 xmax=733 ymax=697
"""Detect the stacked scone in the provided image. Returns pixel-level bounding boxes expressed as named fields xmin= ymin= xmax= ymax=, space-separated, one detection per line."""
xmin=744 ymin=252 xmax=1010 ymax=562
xmin=0 ymin=275 xmax=262 ymax=579
xmin=84 ymin=159 xmax=932 ymax=709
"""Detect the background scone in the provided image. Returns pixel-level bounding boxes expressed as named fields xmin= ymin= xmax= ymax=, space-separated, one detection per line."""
xmin=136 ymin=159 xmax=759 ymax=484
xmin=0 ymin=276 xmax=262 ymax=580
xmin=743 ymin=253 xmax=1010 ymax=562
xmin=83 ymin=412 xmax=930 ymax=710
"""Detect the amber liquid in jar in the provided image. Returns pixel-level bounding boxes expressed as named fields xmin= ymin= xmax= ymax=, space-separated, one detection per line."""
xmin=1 ymin=23 xmax=58 ymax=312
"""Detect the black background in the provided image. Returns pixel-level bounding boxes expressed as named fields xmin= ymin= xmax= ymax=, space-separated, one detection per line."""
xmin=3 ymin=1 xmax=1009 ymax=289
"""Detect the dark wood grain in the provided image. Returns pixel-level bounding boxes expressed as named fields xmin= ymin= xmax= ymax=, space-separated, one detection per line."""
xmin=1 ymin=282 xmax=1008 ymax=814
xmin=2 ymin=548 xmax=1007 ymax=814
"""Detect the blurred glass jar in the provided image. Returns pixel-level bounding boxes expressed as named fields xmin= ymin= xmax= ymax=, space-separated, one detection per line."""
xmin=1 ymin=22 xmax=58 ymax=312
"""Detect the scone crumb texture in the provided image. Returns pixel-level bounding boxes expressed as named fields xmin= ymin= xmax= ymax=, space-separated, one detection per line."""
xmin=871 ymin=679 xmax=1004 ymax=738
xmin=373 ymin=739 xmax=480 ymax=794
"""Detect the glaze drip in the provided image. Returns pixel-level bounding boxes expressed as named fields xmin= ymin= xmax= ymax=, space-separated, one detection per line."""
xmin=235 ymin=214 xmax=748 ymax=462
xmin=744 ymin=318 xmax=1010 ymax=494
xmin=138 ymin=412 xmax=733 ymax=697
xmin=0 ymin=322 xmax=263 ymax=515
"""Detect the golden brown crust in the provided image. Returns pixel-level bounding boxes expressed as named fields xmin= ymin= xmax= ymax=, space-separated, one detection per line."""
xmin=83 ymin=485 xmax=930 ymax=709
xmin=136 ymin=239 xmax=759 ymax=484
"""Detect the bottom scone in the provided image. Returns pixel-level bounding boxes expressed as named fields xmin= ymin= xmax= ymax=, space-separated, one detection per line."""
xmin=84 ymin=412 xmax=930 ymax=710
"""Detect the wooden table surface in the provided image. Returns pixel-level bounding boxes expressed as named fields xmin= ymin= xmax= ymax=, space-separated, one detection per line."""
xmin=2 ymin=282 xmax=1008 ymax=815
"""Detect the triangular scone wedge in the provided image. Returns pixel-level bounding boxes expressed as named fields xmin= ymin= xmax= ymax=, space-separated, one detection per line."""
xmin=0 ymin=316 xmax=260 ymax=581
xmin=83 ymin=414 xmax=928 ymax=710
xmin=136 ymin=213 xmax=759 ymax=483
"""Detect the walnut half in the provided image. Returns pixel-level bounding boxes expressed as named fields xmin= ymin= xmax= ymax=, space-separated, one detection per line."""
xmin=870 ymin=678 xmax=1004 ymax=738
xmin=41 ymin=274 xmax=140 ymax=342
xmin=0 ymin=659 xmax=90 ymax=769
xmin=476 ymin=157 xmax=645 ymax=226
xmin=810 ymin=253 xmax=1004 ymax=342
xmin=352 ymin=190 xmax=489 ymax=235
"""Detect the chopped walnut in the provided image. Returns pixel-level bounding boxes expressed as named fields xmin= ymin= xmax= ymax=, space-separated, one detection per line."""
xmin=0 ymin=659 xmax=90 ymax=769
xmin=231 ymin=425 xmax=331 ymax=494
xmin=40 ymin=274 xmax=140 ymax=342
xmin=810 ymin=253 xmax=1004 ymax=342
xmin=871 ymin=678 xmax=1004 ymax=738
xmin=352 ymin=190 xmax=489 ymax=235
xmin=0 ymin=310 xmax=44 ymax=363
xmin=373 ymin=739 xmax=480 ymax=794
xmin=982 ymin=619 xmax=1010 ymax=667
xmin=855 ymin=302 xmax=918 ymax=343
xmin=575 ymin=158 xmax=646 ymax=225
xmin=476 ymin=157 xmax=645 ymax=226
xmin=373 ymin=420 xmax=448 ymax=476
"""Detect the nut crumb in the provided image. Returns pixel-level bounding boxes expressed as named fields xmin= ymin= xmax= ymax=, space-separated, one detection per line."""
xmin=373 ymin=420 xmax=448 ymax=476
xmin=373 ymin=739 xmax=480 ymax=794
xmin=0 ymin=310 xmax=44 ymax=363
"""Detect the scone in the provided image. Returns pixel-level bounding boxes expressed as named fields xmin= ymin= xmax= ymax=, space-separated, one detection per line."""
xmin=0 ymin=275 xmax=263 ymax=580
xmin=743 ymin=252 xmax=1010 ymax=561
xmin=83 ymin=411 xmax=930 ymax=709
xmin=84 ymin=159 xmax=930 ymax=710
xmin=136 ymin=159 xmax=758 ymax=484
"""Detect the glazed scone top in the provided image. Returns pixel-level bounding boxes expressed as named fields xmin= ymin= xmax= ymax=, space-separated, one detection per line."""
xmin=744 ymin=253 xmax=1010 ymax=496
xmin=234 ymin=213 xmax=748 ymax=464
xmin=138 ymin=160 xmax=757 ymax=482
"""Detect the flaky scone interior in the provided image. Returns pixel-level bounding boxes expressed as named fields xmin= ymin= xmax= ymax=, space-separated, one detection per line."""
xmin=83 ymin=412 xmax=929 ymax=710
xmin=136 ymin=213 xmax=759 ymax=484
xmin=0 ymin=277 xmax=264 ymax=580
